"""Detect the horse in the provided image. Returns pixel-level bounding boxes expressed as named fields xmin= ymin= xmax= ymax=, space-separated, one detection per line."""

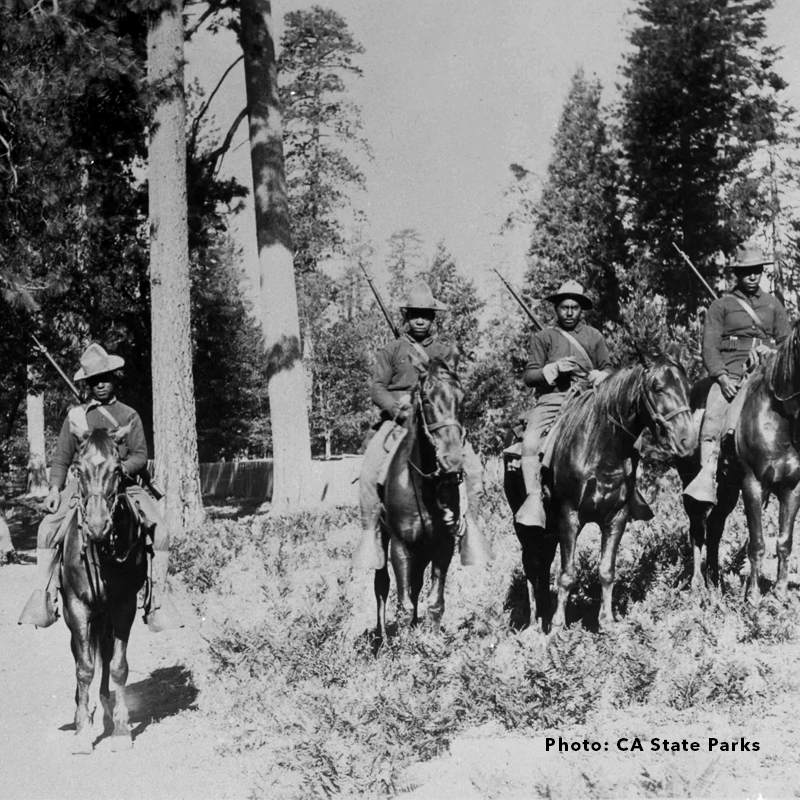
xmin=61 ymin=426 xmax=147 ymax=754
xmin=505 ymin=344 xmax=697 ymax=631
xmin=679 ymin=321 xmax=800 ymax=602
xmin=374 ymin=356 xmax=466 ymax=640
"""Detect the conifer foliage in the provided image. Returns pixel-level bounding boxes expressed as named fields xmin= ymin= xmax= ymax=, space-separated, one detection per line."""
xmin=619 ymin=0 xmax=789 ymax=312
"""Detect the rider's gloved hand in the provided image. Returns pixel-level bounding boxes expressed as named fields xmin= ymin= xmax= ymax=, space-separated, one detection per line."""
xmin=44 ymin=486 xmax=60 ymax=514
xmin=717 ymin=373 xmax=739 ymax=402
xmin=542 ymin=362 xmax=560 ymax=384
xmin=555 ymin=356 xmax=581 ymax=374
xmin=588 ymin=369 xmax=608 ymax=384
xmin=394 ymin=402 xmax=413 ymax=424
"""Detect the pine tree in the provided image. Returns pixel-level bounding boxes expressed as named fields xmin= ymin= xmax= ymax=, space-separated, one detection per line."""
xmin=526 ymin=68 xmax=624 ymax=322
xmin=279 ymin=6 xmax=368 ymax=275
xmin=619 ymin=0 xmax=791 ymax=314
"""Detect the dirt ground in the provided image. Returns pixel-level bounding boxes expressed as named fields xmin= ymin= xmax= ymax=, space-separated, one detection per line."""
xmin=0 ymin=553 xmax=252 ymax=800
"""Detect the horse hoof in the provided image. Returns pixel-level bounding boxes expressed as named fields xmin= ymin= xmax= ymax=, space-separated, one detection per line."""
xmin=109 ymin=732 xmax=132 ymax=752
xmin=71 ymin=733 xmax=94 ymax=755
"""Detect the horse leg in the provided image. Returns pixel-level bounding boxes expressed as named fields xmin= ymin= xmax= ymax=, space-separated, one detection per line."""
xmin=742 ymin=470 xmax=766 ymax=604
xmin=69 ymin=614 xmax=96 ymax=755
xmin=425 ymin=537 xmax=455 ymax=629
xmin=684 ymin=499 xmax=708 ymax=595
xmin=551 ymin=507 xmax=579 ymax=631
xmin=374 ymin=565 xmax=390 ymax=643
xmin=597 ymin=509 xmax=629 ymax=630
xmin=706 ymin=486 xmax=738 ymax=589
xmin=774 ymin=484 xmax=800 ymax=602
xmin=518 ymin=526 xmax=556 ymax=632
xmin=392 ymin=543 xmax=417 ymax=628
xmin=104 ymin=603 xmax=136 ymax=751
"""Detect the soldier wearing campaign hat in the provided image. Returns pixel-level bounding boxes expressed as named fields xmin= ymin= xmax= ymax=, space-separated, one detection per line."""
xmin=352 ymin=282 xmax=493 ymax=570
xmin=18 ymin=344 xmax=184 ymax=632
xmin=684 ymin=243 xmax=791 ymax=504
xmin=515 ymin=280 xmax=613 ymax=528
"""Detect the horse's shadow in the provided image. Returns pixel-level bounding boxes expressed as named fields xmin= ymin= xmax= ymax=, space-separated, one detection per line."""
xmin=59 ymin=665 xmax=198 ymax=742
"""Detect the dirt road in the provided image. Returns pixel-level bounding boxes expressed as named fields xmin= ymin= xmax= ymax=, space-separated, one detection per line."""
xmin=0 ymin=561 xmax=247 ymax=800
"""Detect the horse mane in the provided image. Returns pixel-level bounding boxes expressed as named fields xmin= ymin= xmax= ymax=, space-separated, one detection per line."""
xmin=759 ymin=320 xmax=800 ymax=400
xmin=83 ymin=428 xmax=118 ymax=459
xmin=425 ymin=356 xmax=461 ymax=387
xmin=554 ymin=365 xmax=646 ymax=452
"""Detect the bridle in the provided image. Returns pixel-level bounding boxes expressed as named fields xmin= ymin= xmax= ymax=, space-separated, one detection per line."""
xmin=407 ymin=375 xmax=464 ymax=481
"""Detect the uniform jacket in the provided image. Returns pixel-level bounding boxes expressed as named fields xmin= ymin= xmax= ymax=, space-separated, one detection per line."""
xmin=49 ymin=399 xmax=149 ymax=490
xmin=702 ymin=288 xmax=790 ymax=378
xmin=523 ymin=322 xmax=612 ymax=394
xmin=371 ymin=334 xmax=456 ymax=418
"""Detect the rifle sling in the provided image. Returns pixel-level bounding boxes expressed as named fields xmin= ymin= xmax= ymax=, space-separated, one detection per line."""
xmin=553 ymin=328 xmax=595 ymax=372
xmin=730 ymin=296 xmax=769 ymax=339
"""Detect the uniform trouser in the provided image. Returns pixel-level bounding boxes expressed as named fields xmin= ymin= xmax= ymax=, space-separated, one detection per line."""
xmin=699 ymin=383 xmax=733 ymax=446
xmin=521 ymin=391 xmax=568 ymax=459
xmin=38 ymin=479 xmax=170 ymax=551
xmin=359 ymin=420 xmax=483 ymax=530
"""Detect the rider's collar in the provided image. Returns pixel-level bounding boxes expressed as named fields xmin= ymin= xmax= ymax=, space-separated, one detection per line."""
xmin=733 ymin=286 xmax=762 ymax=300
xmin=85 ymin=397 xmax=118 ymax=411
xmin=405 ymin=332 xmax=434 ymax=347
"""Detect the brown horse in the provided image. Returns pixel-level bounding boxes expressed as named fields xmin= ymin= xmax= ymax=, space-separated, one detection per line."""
xmin=375 ymin=357 xmax=466 ymax=639
xmin=61 ymin=426 xmax=147 ymax=754
xmin=680 ymin=321 xmax=800 ymax=601
xmin=506 ymin=345 xmax=697 ymax=631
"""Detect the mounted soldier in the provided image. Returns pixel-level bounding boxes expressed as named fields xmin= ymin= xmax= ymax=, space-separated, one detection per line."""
xmin=683 ymin=243 xmax=791 ymax=504
xmin=352 ymin=281 xmax=493 ymax=570
xmin=18 ymin=343 xmax=184 ymax=632
xmin=515 ymin=280 xmax=612 ymax=527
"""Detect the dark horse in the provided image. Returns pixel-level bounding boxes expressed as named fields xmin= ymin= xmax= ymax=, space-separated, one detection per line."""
xmin=375 ymin=356 xmax=467 ymax=640
xmin=679 ymin=320 xmax=800 ymax=602
xmin=505 ymin=345 xmax=697 ymax=631
xmin=61 ymin=425 xmax=147 ymax=754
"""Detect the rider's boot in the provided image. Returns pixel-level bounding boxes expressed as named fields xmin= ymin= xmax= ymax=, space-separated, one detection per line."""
xmin=683 ymin=439 xmax=720 ymax=505
xmin=352 ymin=460 xmax=387 ymax=569
xmin=146 ymin=551 xmax=185 ymax=632
xmin=515 ymin=455 xmax=547 ymax=528
xmin=18 ymin=548 xmax=59 ymax=627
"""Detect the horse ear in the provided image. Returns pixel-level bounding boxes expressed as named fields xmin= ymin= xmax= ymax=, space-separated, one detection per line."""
xmin=109 ymin=423 xmax=132 ymax=444
xmin=663 ymin=341 xmax=689 ymax=369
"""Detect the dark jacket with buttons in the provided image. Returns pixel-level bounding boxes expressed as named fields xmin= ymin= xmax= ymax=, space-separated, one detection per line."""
xmin=371 ymin=334 xmax=456 ymax=419
xmin=702 ymin=288 xmax=790 ymax=378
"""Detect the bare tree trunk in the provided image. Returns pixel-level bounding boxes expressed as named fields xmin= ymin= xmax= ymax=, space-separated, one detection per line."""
xmin=26 ymin=366 xmax=47 ymax=499
xmin=240 ymin=0 xmax=313 ymax=509
xmin=147 ymin=0 xmax=205 ymax=531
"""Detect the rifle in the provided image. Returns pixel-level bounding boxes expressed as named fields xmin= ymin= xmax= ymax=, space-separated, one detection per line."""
xmin=359 ymin=263 xmax=400 ymax=338
xmin=31 ymin=333 xmax=82 ymax=401
xmin=31 ymin=334 xmax=164 ymax=501
xmin=672 ymin=243 xmax=720 ymax=301
xmin=492 ymin=269 xmax=545 ymax=331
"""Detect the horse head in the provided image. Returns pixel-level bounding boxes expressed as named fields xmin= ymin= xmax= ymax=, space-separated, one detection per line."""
xmin=413 ymin=356 xmax=465 ymax=476
xmin=71 ymin=423 xmax=131 ymax=544
xmin=640 ymin=342 xmax=697 ymax=458
xmin=767 ymin=319 xmax=800 ymax=407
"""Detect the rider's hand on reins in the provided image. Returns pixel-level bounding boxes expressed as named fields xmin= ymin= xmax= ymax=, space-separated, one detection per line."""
xmin=717 ymin=373 xmax=739 ymax=402
xmin=44 ymin=486 xmax=60 ymax=514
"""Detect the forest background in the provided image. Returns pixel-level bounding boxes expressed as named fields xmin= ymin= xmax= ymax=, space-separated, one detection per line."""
xmin=2 ymin=0 xmax=800 ymax=482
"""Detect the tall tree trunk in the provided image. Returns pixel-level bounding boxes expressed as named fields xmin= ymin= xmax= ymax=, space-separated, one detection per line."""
xmin=26 ymin=366 xmax=47 ymax=499
xmin=240 ymin=0 xmax=313 ymax=509
xmin=147 ymin=0 xmax=205 ymax=531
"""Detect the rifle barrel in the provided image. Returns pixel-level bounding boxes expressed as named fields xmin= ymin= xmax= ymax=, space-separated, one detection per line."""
xmin=672 ymin=243 xmax=719 ymax=301
xmin=31 ymin=334 xmax=82 ymax=400
xmin=359 ymin=264 xmax=399 ymax=338
xmin=493 ymin=269 xmax=544 ymax=331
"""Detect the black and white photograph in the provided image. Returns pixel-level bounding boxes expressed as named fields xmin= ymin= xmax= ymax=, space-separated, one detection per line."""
xmin=2 ymin=0 xmax=800 ymax=797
